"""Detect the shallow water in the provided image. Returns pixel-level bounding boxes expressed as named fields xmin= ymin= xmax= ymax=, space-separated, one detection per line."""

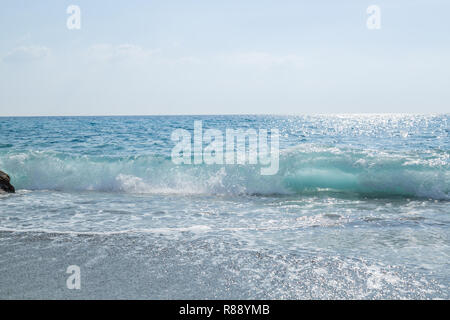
xmin=0 ymin=114 xmax=448 ymax=299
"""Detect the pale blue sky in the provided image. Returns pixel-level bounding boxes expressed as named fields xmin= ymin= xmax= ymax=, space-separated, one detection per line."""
xmin=0 ymin=0 xmax=449 ymax=116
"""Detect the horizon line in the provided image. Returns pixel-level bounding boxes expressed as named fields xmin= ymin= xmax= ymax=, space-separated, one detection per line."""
xmin=0 ymin=112 xmax=448 ymax=118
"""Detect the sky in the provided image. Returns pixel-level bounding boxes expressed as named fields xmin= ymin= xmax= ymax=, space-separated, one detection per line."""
xmin=0 ymin=0 xmax=449 ymax=116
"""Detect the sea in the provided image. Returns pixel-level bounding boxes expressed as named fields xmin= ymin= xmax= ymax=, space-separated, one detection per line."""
xmin=0 ymin=114 xmax=448 ymax=299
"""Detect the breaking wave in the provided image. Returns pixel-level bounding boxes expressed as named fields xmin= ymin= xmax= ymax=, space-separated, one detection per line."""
xmin=1 ymin=145 xmax=449 ymax=200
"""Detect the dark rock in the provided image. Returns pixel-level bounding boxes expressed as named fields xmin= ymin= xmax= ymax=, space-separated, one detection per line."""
xmin=0 ymin=170 xmax=15 ymax=193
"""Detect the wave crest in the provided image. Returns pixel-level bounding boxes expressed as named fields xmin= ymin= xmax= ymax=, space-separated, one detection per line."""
xmin=1 ymin=146 xmax=448 ymax=199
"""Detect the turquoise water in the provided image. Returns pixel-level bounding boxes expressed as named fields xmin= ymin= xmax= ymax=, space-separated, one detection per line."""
xmin=0 ymin=114 xmax=449 ymax=299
